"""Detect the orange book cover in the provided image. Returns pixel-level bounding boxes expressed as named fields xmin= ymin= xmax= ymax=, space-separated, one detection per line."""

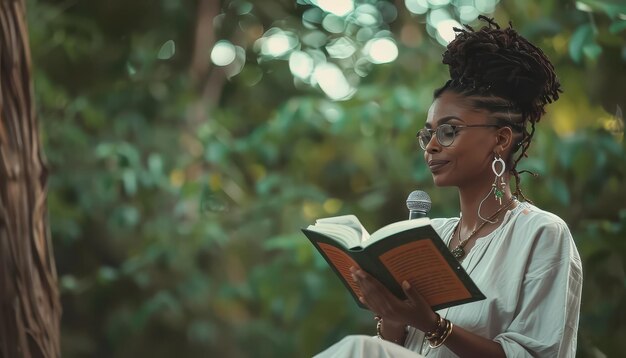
xmin=302 ymin=216 xmax=485 ymax=310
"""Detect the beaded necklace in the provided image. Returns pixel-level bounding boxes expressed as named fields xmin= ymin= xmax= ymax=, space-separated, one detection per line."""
xmin=450 ymin=197 xmax=516 ymax=260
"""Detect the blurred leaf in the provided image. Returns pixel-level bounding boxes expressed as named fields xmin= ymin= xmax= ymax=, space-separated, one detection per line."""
xmin=577 ymin=0 xmax=626 ymax=18
xmin=609 ymin=20 xmax=626 ymax=33
xmin=569 ymin=24 xmax=594 ymax=63
xmin=157 ymin=40 xmax=176 ymax=60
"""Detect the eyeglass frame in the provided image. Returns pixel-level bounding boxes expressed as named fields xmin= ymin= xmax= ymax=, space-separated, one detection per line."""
xmin=416 ymin=123 xmax=502 ymax=150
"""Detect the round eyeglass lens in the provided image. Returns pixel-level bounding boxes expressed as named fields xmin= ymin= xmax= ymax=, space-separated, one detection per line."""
xmin=418 ymin=129 xmax=431 ymax=150
xmin=437 ymin=124 xmax=456 ymax=146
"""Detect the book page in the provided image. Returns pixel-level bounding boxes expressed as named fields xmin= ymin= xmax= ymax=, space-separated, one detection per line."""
xmin=368 ymin=218 xmax=430 ymax=245
xmin=315 ymin=215 xmax=364 ymax=235
xmin=378 ymin=239 xmax=471 ymax=307
xmin=307 ymin=214 xmax=368 ymax=247
xmin=317 ymin=243 xmax=363 ymax=297
xmin=306 ymin=225 xmax=357 ymax=247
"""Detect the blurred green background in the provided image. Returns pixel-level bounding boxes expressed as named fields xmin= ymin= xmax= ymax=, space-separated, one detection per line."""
xmin=28 ymin=0 xmax=625 ymax=356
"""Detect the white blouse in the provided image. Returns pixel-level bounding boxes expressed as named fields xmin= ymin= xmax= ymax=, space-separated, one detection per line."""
xmin=315 ymin=202 xmax=583 ymax=358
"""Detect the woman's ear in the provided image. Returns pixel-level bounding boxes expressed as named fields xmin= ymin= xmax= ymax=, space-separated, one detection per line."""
xmin=495 ymin=126 xmax=514 ymax=154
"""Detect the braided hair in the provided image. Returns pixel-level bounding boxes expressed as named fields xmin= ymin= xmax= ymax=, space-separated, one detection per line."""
xmin=434 ymin=16 xmax=562 ymax=202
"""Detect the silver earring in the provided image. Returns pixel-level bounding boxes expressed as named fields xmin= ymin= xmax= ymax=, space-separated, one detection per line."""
xmin=477 ymin=154 xmax=506 ymax=224
xmin=491 ymin=155 xmax=506 ymax=205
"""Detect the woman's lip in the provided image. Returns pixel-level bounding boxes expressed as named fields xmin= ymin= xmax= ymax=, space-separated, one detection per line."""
xmin=428 ymin=160 xmax=449 ymax=171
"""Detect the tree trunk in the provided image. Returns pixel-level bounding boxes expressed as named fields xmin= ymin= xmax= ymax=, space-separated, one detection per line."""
xmin=0 ymin=0 xmax=61 ymax=357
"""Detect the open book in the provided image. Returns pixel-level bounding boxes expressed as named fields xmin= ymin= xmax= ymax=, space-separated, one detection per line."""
xmin=302 ymin=215 xmax=485 ymax=311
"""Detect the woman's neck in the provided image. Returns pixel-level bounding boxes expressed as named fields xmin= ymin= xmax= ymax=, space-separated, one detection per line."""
xmin=457 ymin=177 xmax=514 ymax=231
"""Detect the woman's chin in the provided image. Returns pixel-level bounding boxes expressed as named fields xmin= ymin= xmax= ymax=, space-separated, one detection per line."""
xmin=431 ymin=174 xmax=452 ymax=187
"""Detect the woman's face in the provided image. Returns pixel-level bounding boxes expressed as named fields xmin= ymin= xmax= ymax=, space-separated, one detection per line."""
xmin=422 ymin=91 xmax=499 ymax=189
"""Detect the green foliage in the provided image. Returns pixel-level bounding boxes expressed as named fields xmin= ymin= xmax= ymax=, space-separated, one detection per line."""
xmin=27 ymin=0 xmax=625 ymax=356
xmin=569 ymin=0 xmax=626 ymax=63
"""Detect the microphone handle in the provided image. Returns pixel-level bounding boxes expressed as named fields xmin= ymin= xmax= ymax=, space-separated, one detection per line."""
xmin=409 ymin=210 xmax=427 ymax=220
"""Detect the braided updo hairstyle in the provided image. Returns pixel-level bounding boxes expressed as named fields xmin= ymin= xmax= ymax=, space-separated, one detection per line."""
xmin=434 ymin=16 xmax=561 ymax=202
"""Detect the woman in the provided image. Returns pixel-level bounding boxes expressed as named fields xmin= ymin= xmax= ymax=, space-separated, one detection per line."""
xmin=315 ymin=17 xmax=582 ymax=358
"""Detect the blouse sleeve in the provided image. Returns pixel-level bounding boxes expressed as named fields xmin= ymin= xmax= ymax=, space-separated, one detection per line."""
xmin=493 ymin=220 xmax=583 ymax=357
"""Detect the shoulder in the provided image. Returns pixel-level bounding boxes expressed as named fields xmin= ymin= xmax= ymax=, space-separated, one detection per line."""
xmin=513 ymin=202 xmax=571 ymax=237
xmin=511 ymin=202 xmax=581 ymax=275
xmin=430 ymin=217 xmax=459 ymax=243
xmin=431 ymin=217 xmax=459 ymax=232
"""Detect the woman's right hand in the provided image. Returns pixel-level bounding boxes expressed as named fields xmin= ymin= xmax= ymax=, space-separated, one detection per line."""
xmin=349 ymin=266 xmax=438 ymax=333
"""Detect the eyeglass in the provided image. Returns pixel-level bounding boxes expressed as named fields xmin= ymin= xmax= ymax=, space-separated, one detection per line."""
xmin=417 ymin=123 xmax=501 ymax=150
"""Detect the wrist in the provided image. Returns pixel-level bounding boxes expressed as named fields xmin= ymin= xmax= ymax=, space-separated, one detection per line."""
xmin=415 ymin=310 xmax=439 ymax=333
xmin=375 ymin=317 xmax=408 ymax=345
xmin=382 ymin=319 xmax=406 ymax=330
xmin=424 ymin=313 xmax=454 ymax=349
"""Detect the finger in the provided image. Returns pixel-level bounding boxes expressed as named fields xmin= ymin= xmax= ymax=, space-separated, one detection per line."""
xmin=357 ymin=270 xmax=406 ymax=317
xmin=356 ymin=270 xmax=389 ymax=298
xmin=401 ymin=280 xmax=429 ymax=306
xmin=355 ymin=271 xmax=389 ymax=309
xmin=356 ymin=270 xmax=391 ymax=294
xmin=350 ymin=271 xmax=375 ymax=313
xmin=401 ymin=281 xmax=438 ymax=330
xmin=358 ymin=295 xmax=372 ymax=310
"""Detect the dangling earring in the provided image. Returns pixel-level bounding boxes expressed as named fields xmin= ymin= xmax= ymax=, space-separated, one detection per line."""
xmin=477 ymin=154 xmax=507 ymax=223
xmin=491 ymin=155 xmax=506 ymax=205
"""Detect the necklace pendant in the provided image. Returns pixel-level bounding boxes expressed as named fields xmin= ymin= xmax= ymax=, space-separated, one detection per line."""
xmin=451 ymin=246 xmax=465 ymax=260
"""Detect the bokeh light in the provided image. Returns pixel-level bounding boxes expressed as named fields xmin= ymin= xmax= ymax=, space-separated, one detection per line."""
xmin=353 ymin=4 xmax=382 ymax=27
xmin=258 ymin=28 xmax=299 ymax=58
xmin=428 ymin=8 xmax=452 ymax=27
xmin=405 ymin=0 xmax=429 ymax=15
xmin=313 ymin=0 xmax=354 ymax=17
xmin=211 ymin=40 xmax=236 ymax=66
xmin=475 ymin=0 xmax=498 ymax=13
xmin=459 ymin=5 xmax=480 ymax=22
xmin=326 ymin=37 xmax=357 ymax=59
xmin=312 ymin=63 xmax=356 ymax=100
xmin=225 ymin=46 xmax=246 ymax=78
xmin=428 ymin=0 xmax=451 ymax=6
xmin=289 ymin=51 xmax=315 ymax=79
xmin=436 ymin=19 xmax=462 ymax=44
xmin=322 ymin=14 xmax=346 ymax=33
xmin=365 ymin=37 xmax=398 ymax=64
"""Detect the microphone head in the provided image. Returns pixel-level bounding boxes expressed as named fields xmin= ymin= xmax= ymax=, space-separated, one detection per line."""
xmin=406 ymin=190 xmax=432 ymax=214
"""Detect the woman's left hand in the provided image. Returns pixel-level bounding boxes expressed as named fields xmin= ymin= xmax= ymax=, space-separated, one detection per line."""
xmin=350 ymin=266 xmax=438 ymax=332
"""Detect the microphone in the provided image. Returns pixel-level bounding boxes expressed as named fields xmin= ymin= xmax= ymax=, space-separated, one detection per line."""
xmin=406 ymin=190 xmax=432 ymax=219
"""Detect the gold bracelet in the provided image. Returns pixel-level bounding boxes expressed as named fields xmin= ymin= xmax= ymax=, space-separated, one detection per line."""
xmin=428 ymin=319 xmax=454 ymax=349
xmin=424 ymin=313 xmax=445 ymax=340
xmin=427 ymin=319 xmax=448 ymax=348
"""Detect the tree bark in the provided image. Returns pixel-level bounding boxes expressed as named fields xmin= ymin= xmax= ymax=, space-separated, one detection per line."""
xmin=0 ymin=0 xmax=61 ymax=357
xmin=188 ymin=0 xmax=225 ymax=126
